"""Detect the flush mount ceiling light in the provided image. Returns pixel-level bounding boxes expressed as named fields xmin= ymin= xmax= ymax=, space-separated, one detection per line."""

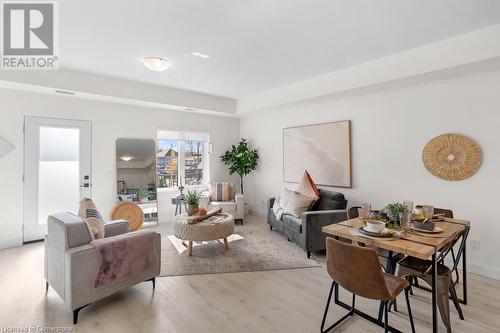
xmin=121 ymin=156 xmax=133 ymax=162
xmin=141 ymin=57 xmax=170 ymax=72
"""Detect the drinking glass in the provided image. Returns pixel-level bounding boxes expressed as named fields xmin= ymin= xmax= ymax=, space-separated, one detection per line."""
xmin=423 ymin=205 xmax=434 ymax=221
xmin=361 ymin=203 xmax=371 ymax=218
xmin=403 ymin=200 xmax=414 ymax=214
xmin=399 ymin=212 xmax=410 ymax=233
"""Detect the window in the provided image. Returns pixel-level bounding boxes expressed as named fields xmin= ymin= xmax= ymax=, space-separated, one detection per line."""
xmin=157 ymin=131 xmax=209 ymax=189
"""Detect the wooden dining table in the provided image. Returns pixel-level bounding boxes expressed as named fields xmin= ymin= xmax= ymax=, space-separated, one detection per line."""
xmin=322 ymin=217 xmax=470 ymax=333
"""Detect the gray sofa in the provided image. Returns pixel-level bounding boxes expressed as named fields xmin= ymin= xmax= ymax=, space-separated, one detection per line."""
xmin=267 ymin=189 xmax=348 ymax=258
xmin=44 ymin=212 xmax=161 ymax=324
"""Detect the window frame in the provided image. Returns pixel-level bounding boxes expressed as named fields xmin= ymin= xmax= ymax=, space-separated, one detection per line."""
xmin=156 ymin=137 xmax=209 ymax=190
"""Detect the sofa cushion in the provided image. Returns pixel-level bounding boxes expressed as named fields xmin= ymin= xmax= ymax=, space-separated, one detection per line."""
xmin=283 ymin=189 xmax=314 ymax=218
xmin=296 ymin=170 xmax=320 ymax=209
xmin=210 ymin=200 xmax=236 ymax=212
xmin=85 ymin=217 xmax=105 ymax=239
xmin=78 ymin=198 xmax=105 ymax=224
xmin=313 ymin=189 xmax=347 ymax=211
xmin=283 ymin=214 xmax=302 ymax=234
xmin=210 ymin=182 xmax=232 ymax=201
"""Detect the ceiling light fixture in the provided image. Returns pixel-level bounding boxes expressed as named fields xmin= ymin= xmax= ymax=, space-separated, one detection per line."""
xmin=121 ymin=156 xmax=133 ymax=162
xmin=141 ymin=57 xmax=170 ymax=72
xmin=191 ymin=52 xmax=210 ymax=59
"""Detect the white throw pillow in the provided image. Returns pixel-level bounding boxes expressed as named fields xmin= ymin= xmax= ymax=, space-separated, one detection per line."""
xmin=283 ymin=188 xmax=314 ymax=218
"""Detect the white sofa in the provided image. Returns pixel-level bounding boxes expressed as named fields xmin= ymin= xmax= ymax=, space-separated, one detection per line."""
xmin=200 ymin=182 xmax=245 ymax=224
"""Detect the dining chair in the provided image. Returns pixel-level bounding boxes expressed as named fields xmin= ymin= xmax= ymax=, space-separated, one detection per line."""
xmin=321 ymin=237 xmax=415 ymax=333
xmin=395 ymin=229 xmax=468 ymax=333
xmin=415 ymin=206 xmax=464 ymax=285
xmin=347 ymin=206 xmax=362 ymax=219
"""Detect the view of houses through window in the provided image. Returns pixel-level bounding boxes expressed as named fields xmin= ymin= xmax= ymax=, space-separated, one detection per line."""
xmin=156 ymin=133 xmax=207 ymax=188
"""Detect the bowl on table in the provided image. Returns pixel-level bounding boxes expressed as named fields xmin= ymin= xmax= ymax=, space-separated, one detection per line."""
xmin=364 ymin=220 xmax=386 ymax=233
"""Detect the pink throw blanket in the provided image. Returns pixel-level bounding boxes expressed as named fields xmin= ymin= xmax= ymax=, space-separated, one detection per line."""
xmin=91 ymin=231 xmax=157 ymax=288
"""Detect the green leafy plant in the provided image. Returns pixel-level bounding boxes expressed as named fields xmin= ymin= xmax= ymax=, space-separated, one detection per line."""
xmin=220 ymin=138 xmax=259 ymax=194
xmin=138 ymin=185 xmax=152 ymax=199
xmin=385 ymin=202 xmax=407 ymax=223
xmin=185 ymin=189 xmax=201 ymax=205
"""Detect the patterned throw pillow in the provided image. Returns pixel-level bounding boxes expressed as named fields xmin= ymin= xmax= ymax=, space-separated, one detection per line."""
xmin=210 ymin=182 xmax=232 ymax=201
xmin=85 ymin=217 xmax=105 ymax=239
xmin=296 ymin=170 xmax=320 ymax=209
xmin=79 ymin=198 xmax=103 ymax=220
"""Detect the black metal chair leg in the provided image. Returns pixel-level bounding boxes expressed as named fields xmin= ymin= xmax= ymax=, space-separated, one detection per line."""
xmin=45 ymin=281 xmax=49 ymax=293
xmin=449 ymin=284 xmax=464 ymax=320
xmin=307 ymin=251 xmax=311 ymax=259
xmin=405 ymin=288 xmax=416 ymax=333
xmin=269 ymin=225 xmax=272 ymax=231
xmin=384 ymin=301 xmax=389 ymax=333
xmin=73 ymin=304 xmax=90 ymax=324
xmin=321 ymin=282 xmax=355 ymax=333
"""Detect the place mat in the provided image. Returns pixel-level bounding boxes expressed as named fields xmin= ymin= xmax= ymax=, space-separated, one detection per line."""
xmin=349 ymin=228 xmax=400 ymax=241
xmin=406 ymin=230 xmax=450 ymax=238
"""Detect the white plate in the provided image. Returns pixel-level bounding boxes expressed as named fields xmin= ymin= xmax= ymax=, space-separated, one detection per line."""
xmin=410 ymin=226 xmax=443 ymax=234
xmin=362 ymin=226 xmax=392 ymax=235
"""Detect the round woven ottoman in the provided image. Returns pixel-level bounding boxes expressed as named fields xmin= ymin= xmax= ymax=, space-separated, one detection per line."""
xmin=172 ymin=213 xmax=235 ymax=256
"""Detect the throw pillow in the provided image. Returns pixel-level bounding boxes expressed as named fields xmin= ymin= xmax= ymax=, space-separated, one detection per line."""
xmin=210 ymin=182 xmax=232 ymax=201
xmin=79 ymin=198 xmax=105 ymax=225
xmin=85 ymin=217 xmax=105 ymax=239
xmin=296 ymin=170 xmax=320 ymax=209
xmin=283 ymin=188 xmax=314 ymax=218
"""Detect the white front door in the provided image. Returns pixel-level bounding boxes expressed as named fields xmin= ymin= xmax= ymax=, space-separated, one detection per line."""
xmin=23 ymin=116 xmax=92 ymax=242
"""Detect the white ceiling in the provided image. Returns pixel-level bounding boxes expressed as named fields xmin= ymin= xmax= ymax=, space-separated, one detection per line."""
xmin=116 ymin=139 xmax=156 ymax=162
xmin=60 ymin=0 xmax=500 ymax=99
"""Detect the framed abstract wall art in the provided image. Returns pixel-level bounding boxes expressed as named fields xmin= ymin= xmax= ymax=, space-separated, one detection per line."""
xmin=283 ymin=120 xmax=352 ymax=187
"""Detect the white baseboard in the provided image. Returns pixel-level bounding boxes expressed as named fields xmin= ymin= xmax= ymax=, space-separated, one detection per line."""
xmin=467 ymin=262 xmax=500 ymax=281
xmin=0 ymin=237 xmax=23 ymax=250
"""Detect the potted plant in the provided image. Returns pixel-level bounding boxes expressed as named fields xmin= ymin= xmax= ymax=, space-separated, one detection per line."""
xmin=185 ymin=189 xmax=201 ymax=216
xmin=137 ymin=185 xmax=151 ymax=203
xmin=220 ymin=138 xmax=259 ymax=195
xmin=385 ymin=202 xmax=407 ymax=227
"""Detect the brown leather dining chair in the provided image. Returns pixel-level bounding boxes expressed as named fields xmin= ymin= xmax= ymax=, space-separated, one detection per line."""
xmin=321 ymin=237 xmax=415 ymax=333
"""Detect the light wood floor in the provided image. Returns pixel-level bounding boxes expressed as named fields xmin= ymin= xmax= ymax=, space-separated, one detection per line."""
xmin=1 ymin=238 xmax=499 ymax=332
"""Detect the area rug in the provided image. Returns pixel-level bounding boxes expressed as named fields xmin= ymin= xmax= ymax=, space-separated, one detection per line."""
xmin=154 ymin=215 xmax=320 ymax=277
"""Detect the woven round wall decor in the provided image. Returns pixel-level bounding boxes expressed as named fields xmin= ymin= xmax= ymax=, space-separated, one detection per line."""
xmin=111 ymin=202 xmax=144 ymax=231
xmin=422 ymin=134 xmax=482 ymax=181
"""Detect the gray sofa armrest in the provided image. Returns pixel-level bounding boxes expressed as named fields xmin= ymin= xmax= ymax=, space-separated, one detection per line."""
xmin=104 ymin=219 xmax=129 ymax=237
xmin=302 ymin=210 xmax=348 ymax=252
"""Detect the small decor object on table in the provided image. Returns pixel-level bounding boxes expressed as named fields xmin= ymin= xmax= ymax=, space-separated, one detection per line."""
xmin=137 ymin=185 xmax=151 ymax=204
xmin=185 ymin=189 xmax=201 ymax=216
xmin=384 ymin=202 xmax=407 ymax=228
xmin=178 ymin=177 xmax=185 ymax=196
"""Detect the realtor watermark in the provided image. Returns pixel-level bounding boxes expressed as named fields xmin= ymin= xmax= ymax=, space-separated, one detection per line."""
xmin=0 ymin=327 xmax=72 ymax=332
xmin=1 ymin=1 xmax=59 ymax=70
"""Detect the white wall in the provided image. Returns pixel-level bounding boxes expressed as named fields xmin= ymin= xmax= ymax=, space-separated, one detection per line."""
xmin=0 ymin=88 xmax=239 ymax=249
xmin=240 ymin=69 xmax=500 ymax=279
